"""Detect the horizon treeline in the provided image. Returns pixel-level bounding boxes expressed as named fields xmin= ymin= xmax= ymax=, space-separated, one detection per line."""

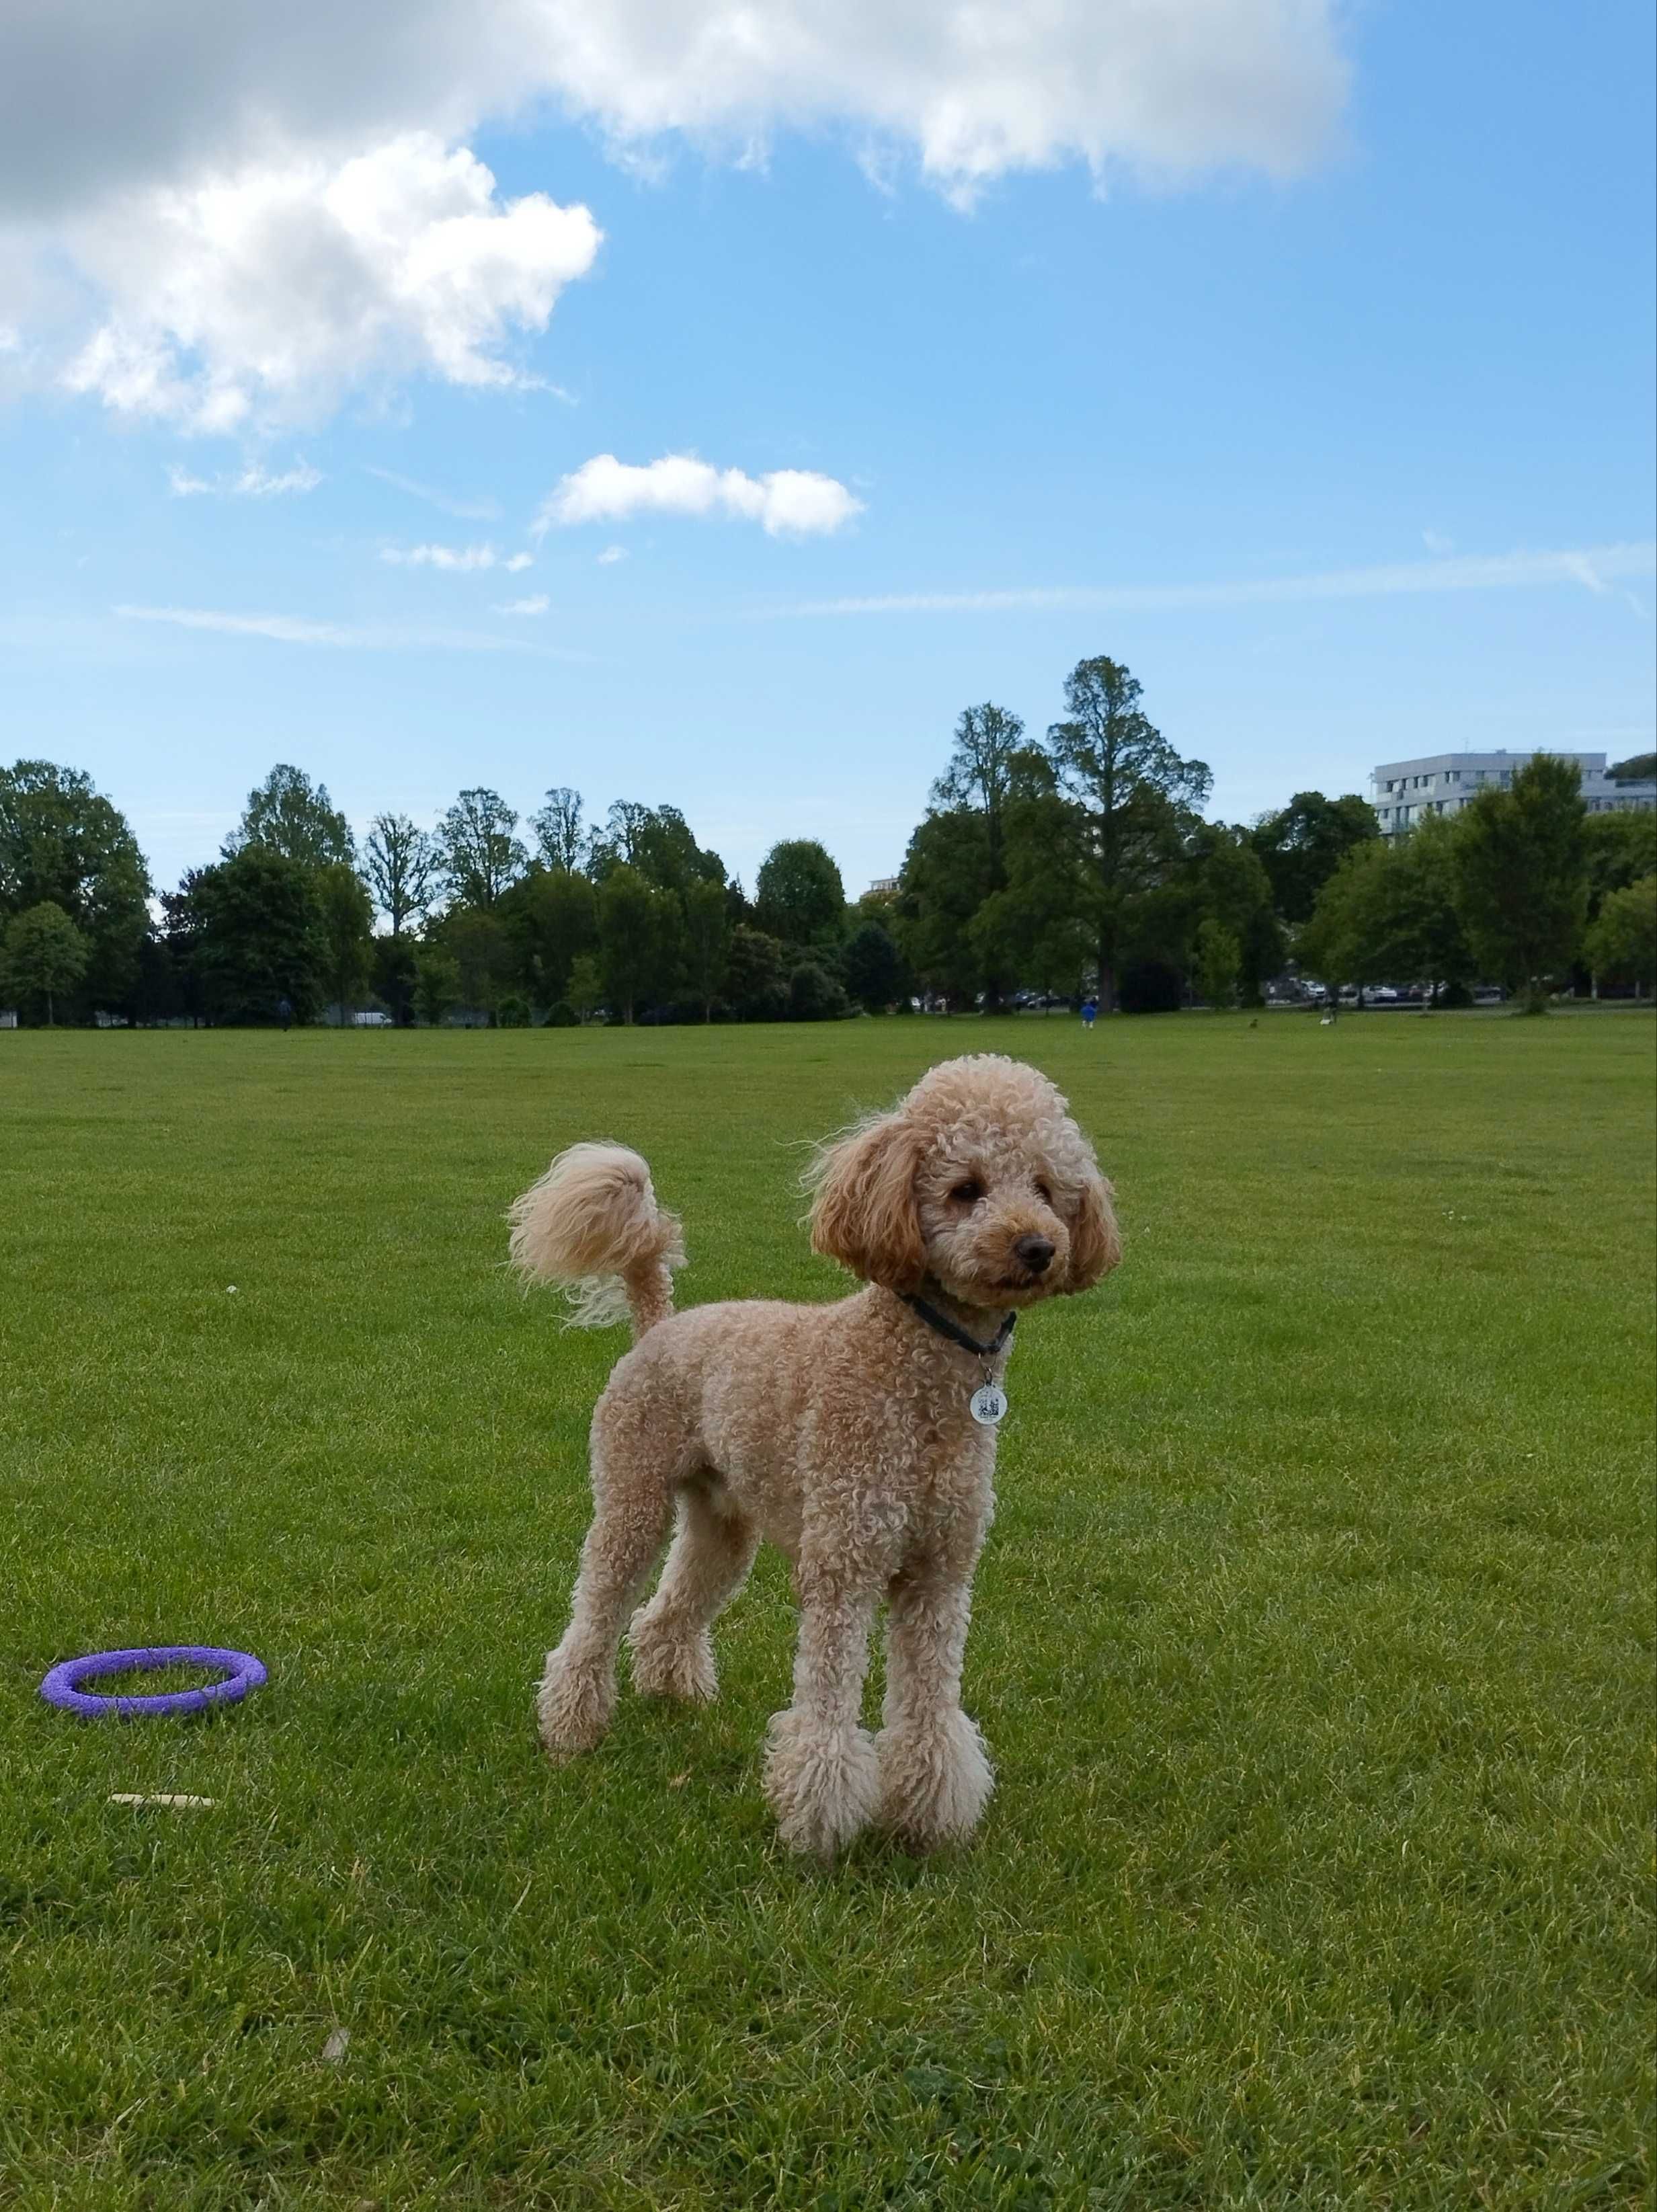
xmin=3 ymin=657 xmax=1653 ymax=1027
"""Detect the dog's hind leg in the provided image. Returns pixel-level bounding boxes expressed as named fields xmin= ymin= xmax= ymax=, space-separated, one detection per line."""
xmin=536 ymin=1408 xmax=680 ymax=1760
xmin=628 ymin=1480 xmax=760 ymax=1704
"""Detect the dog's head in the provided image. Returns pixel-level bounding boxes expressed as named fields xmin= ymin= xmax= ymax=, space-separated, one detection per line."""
xmin=807 ymin=1054 xmax=1119 ymax=1308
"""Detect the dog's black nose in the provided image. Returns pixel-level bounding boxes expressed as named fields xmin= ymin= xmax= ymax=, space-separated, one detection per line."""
xmin=1014 ymin=1234 xmax=1055 ymax=1275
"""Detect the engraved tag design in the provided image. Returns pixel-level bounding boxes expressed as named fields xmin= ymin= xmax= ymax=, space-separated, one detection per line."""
xmin=969 ymin=1384 xmax=1008 ymax=1426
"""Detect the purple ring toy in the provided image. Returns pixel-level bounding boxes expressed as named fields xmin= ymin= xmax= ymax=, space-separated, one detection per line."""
xmin=39 ymin=1645 xmax=267 ymax=1719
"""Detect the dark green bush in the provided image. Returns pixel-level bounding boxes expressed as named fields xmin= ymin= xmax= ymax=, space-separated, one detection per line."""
xmin=788 ymin=957 xmax=852 ymax=1021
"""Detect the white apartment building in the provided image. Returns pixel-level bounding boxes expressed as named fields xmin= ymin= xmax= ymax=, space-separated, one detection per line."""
xmin=1371 ymin=750 xmax=1657 ymax=836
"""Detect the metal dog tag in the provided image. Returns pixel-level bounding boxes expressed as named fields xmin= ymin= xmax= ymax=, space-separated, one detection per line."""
xmin=969 ymin=1384 xmax=1008 ymax=1426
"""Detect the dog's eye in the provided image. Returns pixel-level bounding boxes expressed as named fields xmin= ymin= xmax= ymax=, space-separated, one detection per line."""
xmin=950 ymin=1179 xmax=983 ymax=1204
xmin=1035 ymin=1180 xmax=1053 ymax=1206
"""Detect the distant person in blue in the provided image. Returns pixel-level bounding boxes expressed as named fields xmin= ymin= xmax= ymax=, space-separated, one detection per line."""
xmin=1081 ymin=996 xmax=1098 ymax=1031
xmin=277 ymin=996 xmax=293 ymax=1033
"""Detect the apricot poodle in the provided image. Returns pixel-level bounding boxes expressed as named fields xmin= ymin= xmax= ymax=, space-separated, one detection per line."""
xmin=508 ymin=1052 xmax=1120 ymax=1859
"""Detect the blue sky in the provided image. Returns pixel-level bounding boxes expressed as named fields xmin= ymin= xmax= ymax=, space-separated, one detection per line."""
xmin=1 ymin=0 xmax=1652 ymax=900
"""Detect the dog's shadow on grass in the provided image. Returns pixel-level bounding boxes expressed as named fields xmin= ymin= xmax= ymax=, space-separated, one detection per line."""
xmin=533 ymin=1688 xmax=998 ymax=1894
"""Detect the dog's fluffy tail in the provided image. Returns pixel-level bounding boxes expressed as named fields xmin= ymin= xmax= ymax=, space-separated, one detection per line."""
xmin=507 ymin=1142 xmax=684 ymax=1337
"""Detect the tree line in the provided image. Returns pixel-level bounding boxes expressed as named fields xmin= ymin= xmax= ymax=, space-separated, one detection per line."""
xmin=3 ymin=654 xmax=1652 ymax=1027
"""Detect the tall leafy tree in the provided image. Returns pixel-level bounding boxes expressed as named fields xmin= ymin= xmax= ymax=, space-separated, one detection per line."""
xmin=585 ymin=800 xmax=653 ymax=879
xmin=152 ymin=889 xmax=207 ymax=1025
xmin=440 ymin=906 xmax=513 ymax=1019
xmin=186 ymin=847 xmax=328 ymax=1024
xmin=1452 ymin=755 xmax=1588 ymax=1009
xmin=1 ymin=901 xmax=89 ymax=1025
xmin=724 ymin=926 xmax=790 ymax=1020
xmin=635 ymin=806 xmax=724 ymax=894
xmin=1584 ymin=809 xmax=1657 ymax=921
xmin=437 ymin=789 xmax=526 ymax=908
xmin=372 ymin=935 xmax=420 ymax=1027
xmin=971 ymin=877 xmax=1092 ymax=1009
xmin=597 ymin=863 xmax=680 ymax=1023
xmin=682 ymin=876 xmax=732 ymax=1020
xmin=930 ymin=703 xmax=1026 ymax=890
xmin=316 ymin=861 xmax=374 ymax=1018
xmin=1044 ymin=656 xmax=1211 ymax=1013
xmin=499 ymin=865 xmax=598 ymax=1006
xmin=1301 ymin=815 xmax=1473 ymax=1000
xmin=414 ymin=946 xmax=460 ymax=1027
xmin=227 ymin=764 xmax=354 ymax=868
xmin=920 ymin=706 xmax=1054 ymax=1008
xmin=1251 ymin=791 xmax=1380 ymax=924
xmin=532 ymin=787 xmax=585 ymax=874
xmin=755 ymin=839 xmax=845 ymax=949
xmin=1584 ymin=875 xmax=1656 ymax=990
xmin=1193 ymin=919 xmax=1241 ymax=1009
xmin=565 ymin=953 xmax=604 ymax=1024
xmin=842 ymin=920 xmax=907 ymax=1013
xmin=895 ymin=809 xmax=993 ymax=1006
xmin=1189 ymin=826 xmax=1284 ymax=1005
xmin=0 ymin=758 xmax=151 ymax=1015
xmin=364 ymin=813 xmax=438 ymax=936
xmin=586 ymin=802 xmax=725 ymax=895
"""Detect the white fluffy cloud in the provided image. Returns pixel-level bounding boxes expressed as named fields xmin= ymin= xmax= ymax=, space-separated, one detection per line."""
xmin=380 ymin=541 xmax=534 ymax=570
xmin=1 ymin=3 xmax=1347 ymax=219
xmin=540 ymin=453 xmax=861 ymax=537
xmin=59 ymin=135 xmax=600 ymax=431
xmin=2 ymin=3 xmax=1346 ymax=424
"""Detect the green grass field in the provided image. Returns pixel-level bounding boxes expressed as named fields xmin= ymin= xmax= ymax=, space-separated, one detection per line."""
xmin=2 ymin=1014 xmax=1652 ymax=2211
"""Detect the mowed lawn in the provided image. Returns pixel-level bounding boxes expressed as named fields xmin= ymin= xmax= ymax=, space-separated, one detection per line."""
xmin=1 ymin=1015 xmax=1652 ymax=2211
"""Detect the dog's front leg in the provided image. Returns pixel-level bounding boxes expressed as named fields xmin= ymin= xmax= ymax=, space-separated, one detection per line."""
xmin=763 ymin=1577 xmax=880 ymax=1861
xmin=876 ymin=1567 xmax=994 ymax=1852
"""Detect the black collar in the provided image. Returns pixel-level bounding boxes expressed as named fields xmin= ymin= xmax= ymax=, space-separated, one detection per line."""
xmin=897 ymin=1286 xmax=1017 ymax=1360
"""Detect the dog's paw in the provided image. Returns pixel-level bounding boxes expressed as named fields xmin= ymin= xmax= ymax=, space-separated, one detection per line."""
xmin=627 ymin=1614 xmax=718 ymax=1704
xmin=876 ymin=1710 xmax=994 ymax=1852
xmin=763 ymin=1708 xmax=881 ymax=1861
xmin=536 ymin=1651 xmax=615 ymax=1761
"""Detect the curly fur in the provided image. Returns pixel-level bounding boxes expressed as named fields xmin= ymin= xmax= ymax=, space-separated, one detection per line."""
xmin=507 ymin=1141 xmax=685 ymax=1333
xmin=514 ymin=1054 xmax=1119 ymax=1859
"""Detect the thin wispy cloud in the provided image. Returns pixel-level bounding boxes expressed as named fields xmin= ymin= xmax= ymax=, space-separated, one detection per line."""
xmin=168 ymin=461 xmax=323 ymax=497
xmin=365 ymin=466 xmax=500 ymax=522
xmin=597 ymin=545 xmax=628 ymax=565
xmin=774 ymin=542 xmax=1657 ymax=619
xmin=378 ymin=542 xmax=532 ymax=571
xmin=494 ymin=593 xmax=549 ymax=616
xmin=114 ymin=604 xmax=576 ymax=654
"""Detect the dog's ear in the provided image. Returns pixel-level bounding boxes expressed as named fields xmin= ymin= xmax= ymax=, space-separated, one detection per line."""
xmin=1065 ymin=1171 xmax=1121 ymax=1292
xmin=809 ymin=1113 xmax=926 ymax=1290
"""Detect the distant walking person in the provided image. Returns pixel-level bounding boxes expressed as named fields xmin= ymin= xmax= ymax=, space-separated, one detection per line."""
xmin=1081 ymin=996 xmax=1098 ymax=1031
xmin=277 ymin=996 xmax=293 ymax=1033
